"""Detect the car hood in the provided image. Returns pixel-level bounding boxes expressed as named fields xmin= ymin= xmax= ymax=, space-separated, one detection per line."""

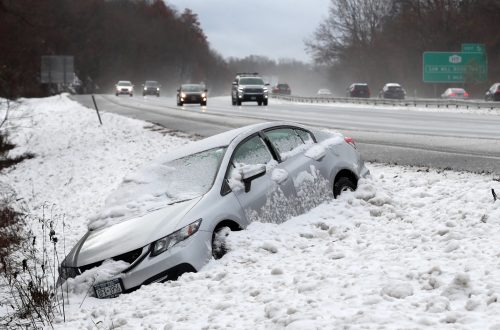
xmin=70 ymin=197 xmax=202 ymax=267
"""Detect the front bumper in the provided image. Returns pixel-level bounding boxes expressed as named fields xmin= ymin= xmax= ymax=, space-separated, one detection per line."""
xmin=60 ymin=230 xmax=213 ymax=296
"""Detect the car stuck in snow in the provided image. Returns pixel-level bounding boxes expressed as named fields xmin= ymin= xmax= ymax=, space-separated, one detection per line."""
xmin=58 ymin=122 xmax=369 ymax=298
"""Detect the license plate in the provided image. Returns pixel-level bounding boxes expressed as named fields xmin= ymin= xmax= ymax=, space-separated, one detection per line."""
xmin=251 ymin=96 xmax=256 ymax=100
xmin=94 ymin=278 xmax=123 ymax=299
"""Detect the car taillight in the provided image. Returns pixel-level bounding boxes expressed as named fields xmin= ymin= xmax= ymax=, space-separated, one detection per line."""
xmin=463 ymin=92 xmax=469 ymax=97
xmin=344 ymin=136 xmax=356 ymax=149
xmin=450 ymin=93 xmax=456 ymax=97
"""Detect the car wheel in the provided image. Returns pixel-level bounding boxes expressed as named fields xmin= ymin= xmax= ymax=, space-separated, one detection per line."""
xmin=333 ymin=176 xmax=356 ymax=198
xmin=201 ymin=101 xmax=207 ymax=106
xmin=258 ymin=101 xmax=262 ymax=106
xmin=263 ymin=100 xmax=268 ymax=106
xmin=236 ymin=99 xmax=242 ymax=106
xmin=212 ymin=226 xmax=231 ymax=259
xmin=115 ymin=93 xmax=118 ymax=96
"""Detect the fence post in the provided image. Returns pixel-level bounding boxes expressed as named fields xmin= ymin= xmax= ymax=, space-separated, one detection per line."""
xmin=91 ymin=94 xmax=103 ymax=125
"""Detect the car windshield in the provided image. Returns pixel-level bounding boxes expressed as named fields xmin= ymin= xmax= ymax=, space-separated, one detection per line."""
xmin=89 ymin=147 xmax=226 ymax=229
xmin=145 ymin=81 xmax=158 ymax=87
xmin=182 ymin=84 xmax=203 ymax=92
xmin=117 ymin=81 xmax=132 ymax=86
xmin=239 ymin=78 xmax=264 ymax=85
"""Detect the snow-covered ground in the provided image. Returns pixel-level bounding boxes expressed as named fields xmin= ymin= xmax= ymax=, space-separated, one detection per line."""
xmin=1 ymin=95 xmax=500 ymax=329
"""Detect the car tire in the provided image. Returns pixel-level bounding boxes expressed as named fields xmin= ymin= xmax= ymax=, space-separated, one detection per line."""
xmin=212 ymin=226 xmax=231 ymax=259
xmin=115 ymin=93 xmax=119 ymax=96
xmin=258 ymin=101 xmax=262 ymax=106
xmin=236 ymin=99 xmax=242 ymax=106
xmin=333 ymin=176 xmax=356 ymax=198
xmin=263 ymin=100 xmax=268 ymax=106
xmin=201 ymin=102 xmax=207 ymax=106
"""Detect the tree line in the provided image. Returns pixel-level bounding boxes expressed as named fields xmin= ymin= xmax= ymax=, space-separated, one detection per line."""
xmin=0 ymin=0 xmax=233 ymax=98
xmin=306 ymin=0 xmax=500 ymax=97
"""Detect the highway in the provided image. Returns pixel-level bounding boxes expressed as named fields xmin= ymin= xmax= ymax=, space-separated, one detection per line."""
xmin=72 ymin=94 xmax=500 ymax=174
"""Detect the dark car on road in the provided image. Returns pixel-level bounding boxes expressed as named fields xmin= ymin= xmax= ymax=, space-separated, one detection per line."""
xmin=379 ymin=83 xmax=405 ymax=99
xmin=231 ymin=73 xmax=269 ymax=106
xmin=485 ymin=83 xmax=500 ymax=101
xmin=142 ymin=81 xmax=160 ymax=97
xmin=176 ymin=84 xmax=207 ymax=106
xmin=272 ymin=83 xmax=291 ymax=95
xmin=347 ymin=83 xmax=370 ymax=98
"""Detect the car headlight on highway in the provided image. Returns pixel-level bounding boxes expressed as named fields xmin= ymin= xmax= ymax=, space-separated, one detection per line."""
xmin=157 ymin=88 xmax=160 ymax=91
xmin=181 ymin=92 xmax=186 ymax=98
xmin=201 ymin=92 xmax=206 ymax=98
xmin=238 ymin=87 xmax=243 ymax=92
xmin=144 ymin=87 xmax=147 ymax=91
xmin=151 ymin=219 xmax=202 ymax=256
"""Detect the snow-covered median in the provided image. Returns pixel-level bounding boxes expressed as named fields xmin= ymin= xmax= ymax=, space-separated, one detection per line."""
xmin=1 ymin=95 xmax=499 ymax=329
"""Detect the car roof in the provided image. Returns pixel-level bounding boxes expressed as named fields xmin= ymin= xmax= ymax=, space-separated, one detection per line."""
xmin=159 ymin=122 xmax=308 ymax=163
xmin=385 ymin=83 xmax=401 ymax=87
xmin=117 ymin=80 xmax=132 ymax=84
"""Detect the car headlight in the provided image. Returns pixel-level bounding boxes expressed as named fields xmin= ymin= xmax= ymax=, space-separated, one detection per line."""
xmin=151 ymin=219 xmax=202 ymax=256
xmin=263 ymin=87 xmax=268 ymax=93
xmin=238 ymin=87 xmax=243 ymax=92
xmin=201 ymin=92 xmax=206 ymax=98
xmin=157 ymin=88 xmax=160 ymax=91
xmin=144 ymin=87 xmax=147 ymax=91
xmin=181 ymin=92 xmax=186 ymax=98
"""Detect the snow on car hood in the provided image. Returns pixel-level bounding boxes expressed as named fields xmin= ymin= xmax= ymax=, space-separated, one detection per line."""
xmin=88 ymin=146 xmax=226 ymax=230
xmin=76 ymin=197 xmax=202 ymax=266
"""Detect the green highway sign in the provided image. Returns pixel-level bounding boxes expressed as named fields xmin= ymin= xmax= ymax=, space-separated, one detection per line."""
xmin=423 ymin=52 xmax=487 ymax=83
xmin=461 ymin=43 xmax=485 ymax=53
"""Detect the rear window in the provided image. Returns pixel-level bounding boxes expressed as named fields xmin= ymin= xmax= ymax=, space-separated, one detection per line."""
xmin=354 ymin=85 xmax=369 ymax=91
xmin=388 ymin=86 xmax=402 ymax=91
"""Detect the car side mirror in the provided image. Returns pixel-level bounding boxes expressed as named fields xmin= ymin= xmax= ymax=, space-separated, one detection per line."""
xmin=241 ymin=165 xmax=266 ymax=193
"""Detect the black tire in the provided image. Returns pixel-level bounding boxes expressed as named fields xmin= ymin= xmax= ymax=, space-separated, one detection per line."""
xmin=115 ymin=93 xmax=119 ymax=96
xmin=231 ymin=96 xmax=236 ymax=106
xmin=201 ymin=101 xmax=207 ymax=106
xmin=236 ymin=99 xmax=242 ymax=106
xmin=258 ymin=101 xmax=262 ymax=106
xmin=333 ymin=177 xmax=356 ymax=198
xmin=212 ymin=226 xmax=231 ymax=259
xmin=263 ymin=99 xmax=268 ymax=106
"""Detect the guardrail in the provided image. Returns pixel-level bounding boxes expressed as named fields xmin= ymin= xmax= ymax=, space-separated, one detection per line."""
xmin=270 ymin=94 xmax=500 ymax=110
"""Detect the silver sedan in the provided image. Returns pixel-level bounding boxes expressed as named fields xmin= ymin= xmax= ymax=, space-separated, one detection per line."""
xmin=59 ymin=122 xmax=370 ymax=298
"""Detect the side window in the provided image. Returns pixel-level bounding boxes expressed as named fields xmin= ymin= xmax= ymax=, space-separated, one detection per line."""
xmin=265 ymin=128 xmax=304 ymax=159
xmin=228 ymin=135 xmax=272 ymax=177
xmin=295 ymin=129 xmax=314 ymax=145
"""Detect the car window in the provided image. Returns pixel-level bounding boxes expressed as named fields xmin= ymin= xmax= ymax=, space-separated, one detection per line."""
xmin=265 ymin=128 xmax=304 ymax=159
xmin=228 ymin=135 xmax=272 ymax=176
xmin=294 ymin=128 xmax=315 ymax=145
xmin=239 ymin=78 xmax=264 ymax=85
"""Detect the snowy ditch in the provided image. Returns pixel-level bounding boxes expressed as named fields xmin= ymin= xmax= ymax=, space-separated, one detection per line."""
xmin=0 ymin=94 xmax=499 ymax=329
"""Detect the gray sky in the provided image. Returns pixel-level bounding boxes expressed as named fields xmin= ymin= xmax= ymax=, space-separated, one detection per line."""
xmin=165 ymin=0 xmax=331 ymax=63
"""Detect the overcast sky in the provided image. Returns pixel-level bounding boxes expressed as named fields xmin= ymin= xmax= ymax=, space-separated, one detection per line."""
xmin=165 ymin=0 xmax=331 ymax=63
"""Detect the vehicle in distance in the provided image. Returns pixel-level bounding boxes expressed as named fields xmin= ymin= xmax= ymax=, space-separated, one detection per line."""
xmin=379 ymin=83 xmax=405 ymax=99
xmin=272 ymin=83 xmax=291 ymax=95
xmin=176 ymin=84 xmax=207 ymax=106
xmin=58 ymin=121 xmax=369 ymax=299
xmin=231 ymin=73 xmax=269 ymax=106
xmin=317 ymin=88 xmax=332 ymax=96
xmin=115 ymin=81 xmax=133 ymax=96
xmin=485 ymin=83 xmax=500 ymax=101
xmin=347 ymin=83 xmax=370 ymax=98
xmin=142 ymin=80 xmax=160 ymax=97
xmin=441 ymin=88 xmax=469 ymax=99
